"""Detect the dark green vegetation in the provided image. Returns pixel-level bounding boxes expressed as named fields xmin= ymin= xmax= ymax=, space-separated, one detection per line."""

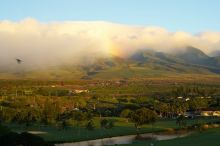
xmin=0 ymin=77 xmax=219 ymax=144
xmin=0 ymin=124 xmax=52 ymax=146
xmin=120 ymin=127 xmax=220 ymax=146
xmin=2 ymin=117 xmax=219 ymax=143
xmin=0 ymin=79 xmax=219 ymax=125
xmin=130 ymin=108 xmax=157 ymax=132
xmin=0 ymin=132 xmax=53 ymax=146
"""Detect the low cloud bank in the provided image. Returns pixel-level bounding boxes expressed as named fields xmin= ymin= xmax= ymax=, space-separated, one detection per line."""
xmin=0 ymin=18 xmax=220 ymax=70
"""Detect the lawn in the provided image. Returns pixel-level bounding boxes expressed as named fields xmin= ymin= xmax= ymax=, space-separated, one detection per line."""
xmin=3 ymin=117 xmax=220 ymax=143
xmin=121 ymin=127 xmax=220 ymax=146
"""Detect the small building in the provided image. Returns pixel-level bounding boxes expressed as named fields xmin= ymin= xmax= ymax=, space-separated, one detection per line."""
xmin=74 ymin=89 xmax=89 ymax=94
xmin=24 ymin=90 xmax=33 ymax=95
xmin=200 ymin=110 xmax=220 ymax=117
xmin=68 ymin=89 xmax=89 ymax=95
xmin=185 ymin=98 xmax=190 ymax=101
xmin=213 ymin=111 xmax=220 ymax=116
xmin=73 ymin=108 xmax=79 ymax=111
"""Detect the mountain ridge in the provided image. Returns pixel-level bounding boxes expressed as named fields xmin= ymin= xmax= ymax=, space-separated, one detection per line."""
xmin=1 ymin=47 xmax=220 ymax=79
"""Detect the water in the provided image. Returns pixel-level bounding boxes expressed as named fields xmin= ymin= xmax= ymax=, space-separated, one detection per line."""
xmin=55 ymin=132 xmax=191 ymax=146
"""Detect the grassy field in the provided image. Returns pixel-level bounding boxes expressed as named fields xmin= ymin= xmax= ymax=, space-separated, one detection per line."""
xmin=3 ymin=117 xmax=220 ymax=143
xmin=122 ymin=127 xmax=220 ymax=146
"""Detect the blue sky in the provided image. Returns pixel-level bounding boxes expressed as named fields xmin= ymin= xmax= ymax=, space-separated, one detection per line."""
xmin=0 ymin=0 xmax=219 ymax=33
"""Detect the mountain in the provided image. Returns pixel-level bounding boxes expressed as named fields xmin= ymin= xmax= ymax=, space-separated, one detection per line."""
xmin=1 ymin=47 xmax=220 ymax=80
xmin=77 ymin=47 xmax=220 ymax=79
xmin=172 ymin=46 xmax=219 ymax=67
xmin=210 ymin=50 xmax=220 ymax=57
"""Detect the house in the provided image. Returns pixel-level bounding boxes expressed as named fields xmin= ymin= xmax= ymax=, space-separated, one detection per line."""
xmin=68 ymin=89 xmax=89 ymax=95
xmin=185 ymin=98 xmax=190 ymax=101
xmin=213 ymin=111 xmax=220 ymax=116
xmin=24 ymin=90 xmax=33 ymax=95
xmin=73 ymin=108 xmax=79 ymax=111
xmin=200 ymin=110 xmax=220 ymax=117
xmin=74 ymin=89 xmax=89 ymax=94
xmin=184 ymin=109 xmax=220 ymax=118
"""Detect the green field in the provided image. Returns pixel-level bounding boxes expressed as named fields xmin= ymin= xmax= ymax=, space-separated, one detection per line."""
xmin=3 ymin=117 xmax=220 ymax=143
xmin=121 ymin=127 xmax=220 ymax=146
xmin=0 ymin=78 xmax=219 ymax=145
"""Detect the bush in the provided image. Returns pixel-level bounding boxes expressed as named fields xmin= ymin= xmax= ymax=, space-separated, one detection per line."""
xmin=0 ymin=124 xmax=10 ymax=136
xmin=0 ymin=132 xmax=53 ymax=146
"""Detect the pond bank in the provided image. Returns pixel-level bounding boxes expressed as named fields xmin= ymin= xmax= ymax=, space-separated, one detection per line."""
xmin=55 ymin=131 xmax=191 ymax=146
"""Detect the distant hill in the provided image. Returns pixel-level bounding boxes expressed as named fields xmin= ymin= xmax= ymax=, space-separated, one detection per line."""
xmin=1 ymin=47 xmax=220 ymax=80
xmin=172 ymin=46 xmax=219 ymax=67
xmin=72 ymin=46 xmax=220 ymax=79
xmin=210 ymin=50 xmax=220 ymax=57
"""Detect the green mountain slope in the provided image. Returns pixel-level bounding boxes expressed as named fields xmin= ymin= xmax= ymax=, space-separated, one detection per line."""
xmin=1 ymin=47 xmax=220 ymax=80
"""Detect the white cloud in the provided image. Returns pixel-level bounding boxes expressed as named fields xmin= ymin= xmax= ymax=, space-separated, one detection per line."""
xmin=0 ymin=18 xmax=220 ymax=70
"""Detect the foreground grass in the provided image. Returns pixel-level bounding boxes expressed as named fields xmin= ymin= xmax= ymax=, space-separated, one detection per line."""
xmin=3 ymin=117 xmax=220 ymax=143
xmin=122 ymin=127 xmax=220 ymax=146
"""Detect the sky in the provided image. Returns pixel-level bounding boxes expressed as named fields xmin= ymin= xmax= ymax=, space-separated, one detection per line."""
xmin=0 ymin=0 xmax=220 ymax=33
xmin=1 ymin=0 xmax=220 ymax=70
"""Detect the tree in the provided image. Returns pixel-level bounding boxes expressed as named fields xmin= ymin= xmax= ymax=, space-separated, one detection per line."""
xmin=173 ymin=99 xmax=189 ymax=116
xmin=72 ymin=111 xmax=86 ymax=136
xmin=100 ymin=118 xmax=115 ymax=130
xmin=100 ymin=118 xmax=115 ymax=143
xmin=16 ymin=108 xmax=41 ymax=127
xmin=107 ymin=120 xmax=114 ymax=129
xmin=86 ymin=120 xmax=95 ymax=131
xmin=42 ymin=98 xmax=61 ymax=124
xmin=176 ymin=115 xmax=187 ymax=128
xmin=85 ymin=119 xmax=95 ymax=145
xmin=189 ymin=98 xmax=208 ymax=112
xmin=130 ymin=108 xmax=157 ymax=134
xmin=86 ymin=111 xmax=94 ymax=121
xmin=61 ymin=120 xmax=68 ymax=130
xmin=155 ymin=102 xmax=169 ymax=118
xmin=120 ymin=109 xmax=132 ymax=122
xmin=100 ymin=119 xmax=109 ymax=129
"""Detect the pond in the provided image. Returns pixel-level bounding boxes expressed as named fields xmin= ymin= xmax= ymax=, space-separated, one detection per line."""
xmin=55 ymin=131 xmax=191 ymax=146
